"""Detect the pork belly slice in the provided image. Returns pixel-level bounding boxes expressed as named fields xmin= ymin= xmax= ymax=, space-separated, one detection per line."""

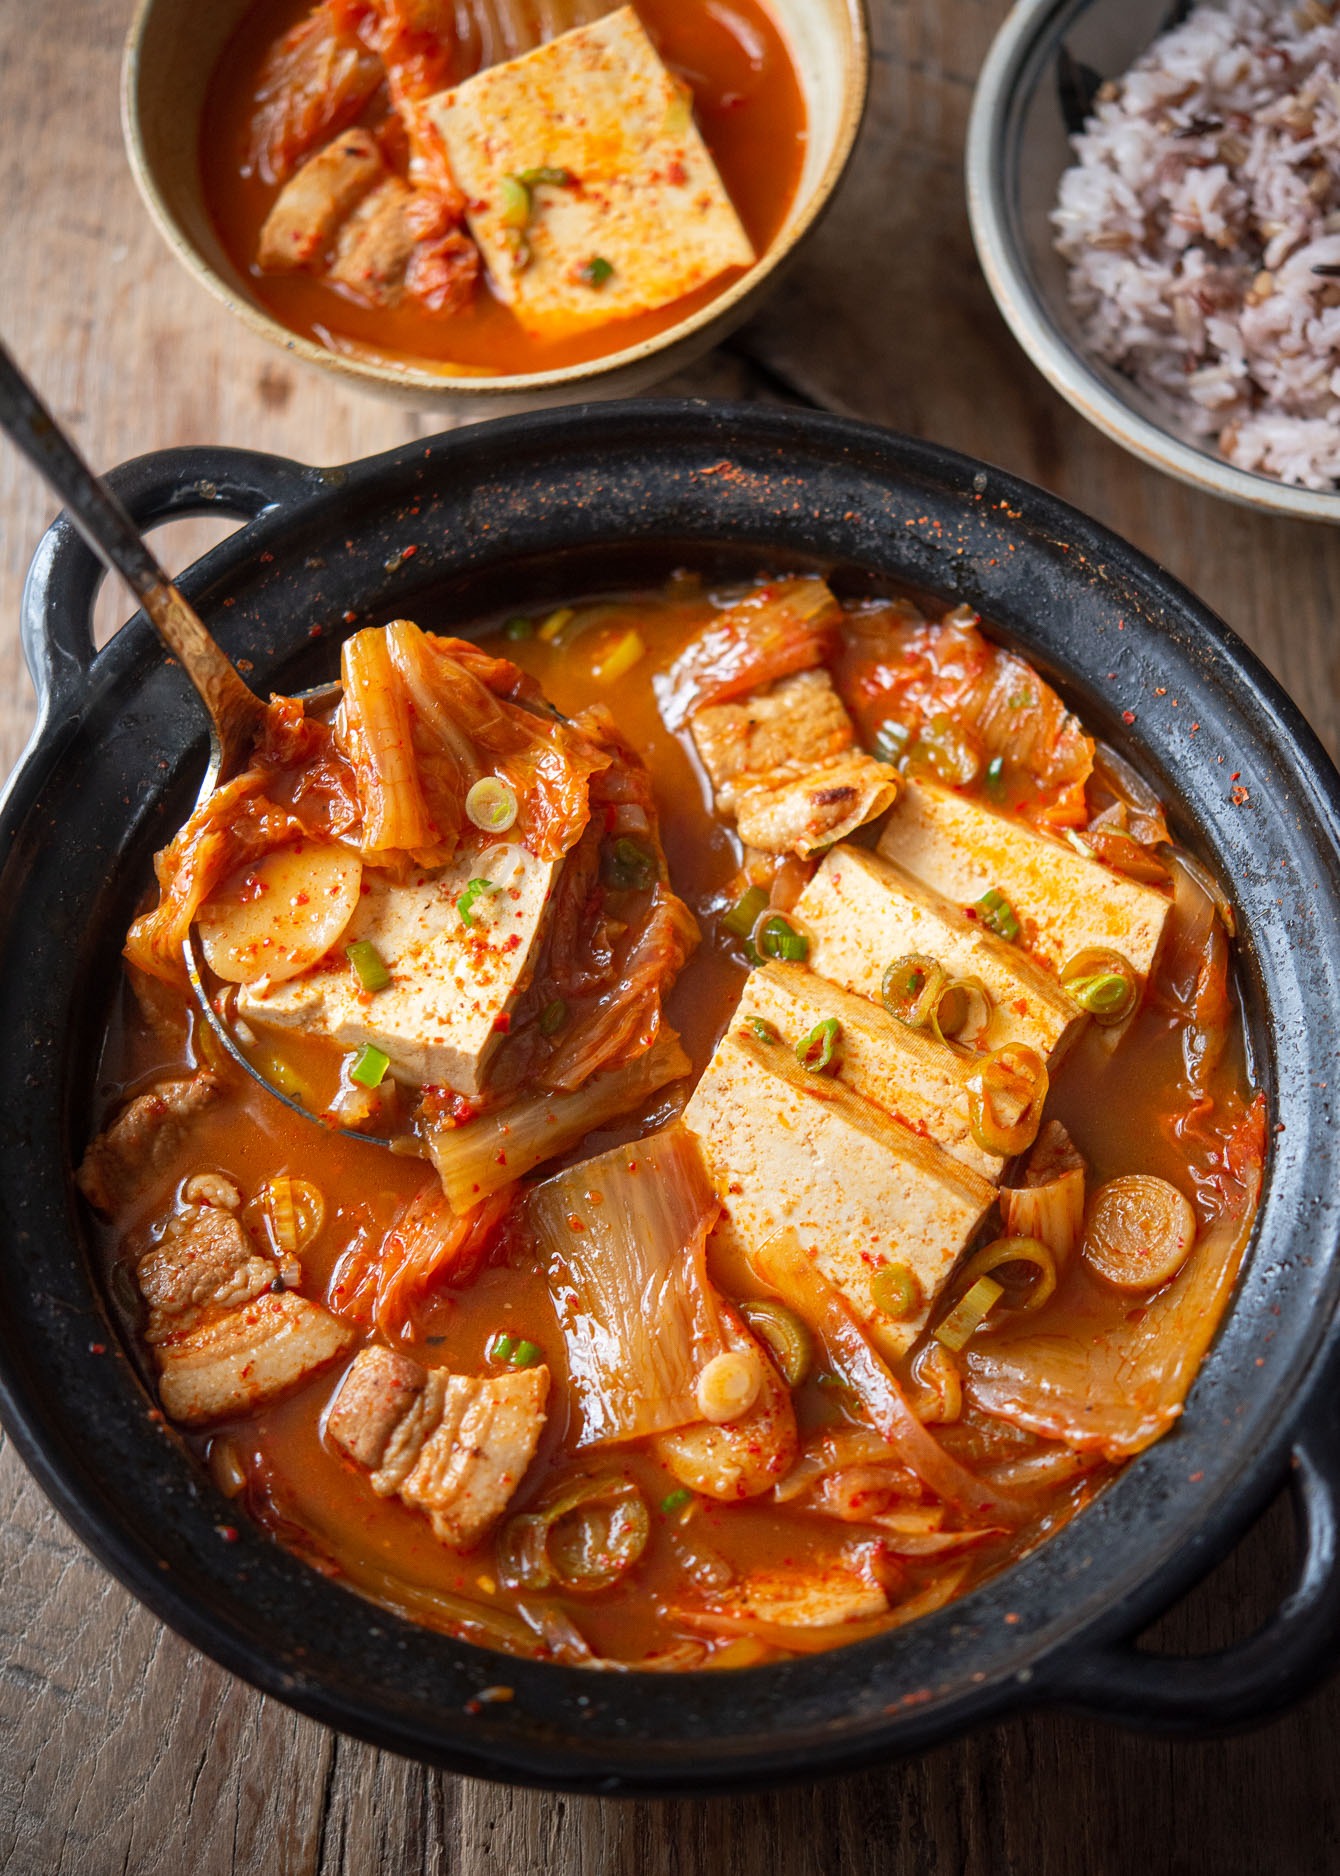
xmin=326 ymin=175 xmax=418 ymax=307
xmin=683 ymin=1030 xmax=995 ymax=1361
xmin=680 ymin=1555 xmax=890 ymax=1635
xmin=327 ymin=1345 xmax=550 ymax=1549
xmin=138 ymin=1201 xmax=353 ymax=1427
xmin=691 ymin=669 xmax=900 ymax=858
xmin=77 ymin=1072 xmax=221 ymax=1216
xmin=421 ymin=6 xmax=755 ymax=340
xmin=239 ymin=842 xmax=561 ymax=1097
xmin=738 ymin=963 xmax=1007 ymax=1182
xmin=257 ymin=128 xmax=387 ymax=271
xmin=794 ymin=843 xmax=1083 ymax=1062
xmin=879 ymin=776 xmax=1171 ymax=979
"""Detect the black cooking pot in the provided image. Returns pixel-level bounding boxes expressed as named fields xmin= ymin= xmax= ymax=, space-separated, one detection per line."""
xmin=4 ymin=402 xmax=1340 ymax=1793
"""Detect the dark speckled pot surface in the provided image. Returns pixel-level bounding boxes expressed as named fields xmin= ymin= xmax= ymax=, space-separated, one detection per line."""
xmin=4 ymin=402 xmax=1340 ymax=1793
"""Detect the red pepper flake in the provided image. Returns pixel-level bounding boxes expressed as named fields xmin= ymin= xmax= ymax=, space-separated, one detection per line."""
xmin=1154 ymin=686 xmax=1166 ymax=696
xmin=1188 ymin=1471 xmax=1204 ymax=1484
xmin=1230 ymin=771 xmax=1241 ymax=781
xmin=308 ymin=625 xmax=322 ymax=639
xmin=495 ymin=1150 xmax=508 ymax=1166
xmin=89 ymin=1342 xmax=106 ymax=1355
xmin=217 ymin=1524 xmax=240 ymax=1543
xmin=343 ymin=609 xmax=358 ymax=624
xmin=1004 ymin=1612 xmax=1020 ymax=1626
xmin=492 ymin=1012 xmax=512 ymax=1033
xmin=1122 ymin=710 xmax=1136 ymax=724
xmin=1231 ymin=784 xmax=1250 ymax=806
xmin=1013 ymin=998 xmax=1028 ymax=1015
xmin=401 ymin=543 xmax=419 ymax=559
xmin=259 ymin=551 xmax=274 ymax=564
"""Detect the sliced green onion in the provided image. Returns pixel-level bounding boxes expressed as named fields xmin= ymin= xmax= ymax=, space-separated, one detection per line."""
xmin=503 ymin=615 xmax=533 ymax=641
xmin=722 ymin=884 xmax=768 ymax=940
xmin=882 ymin=953 xmax=945 ymax=1027
xmin=537 ymin=606 xmax=575 ymax=644
xmin=1060 ymin=947 xmax=1139 ymax=1025
xmin=499 ymin=173 xmax=532 ymax=227
xmin=539 ymin=998 xmax=569 ymax=1036
xmin=581 ymin=255 xmax=614 ymax=288
xmin=873 ymin=719 xmax=911 ymax=766
xmin=985 ymin=754 xmax=1005 ymax=798
xmin=746 ymin=1016 xmax=779 ymax=1044
xmin=601 ymin=836 xmax=656 ymax=892
xmin=349 ymin=1043 xmax=390 ymax=1089
xmin=465 ymin=777 xmax=518 ymax=832
xmin=345 ymin=938 xmax=391 ymax=993
xmin=739 ymin=1299 xmax=813 ymax=1386
xmin=490 ymin=1333 xmax=518 ymax=1363
xmin=660 ymin=1487 xmax=693 ymax=1516
xmin=757 ymin=915 xmax=808 ymax=963
xmin=797 ymin=1017 xmax=840 ymax=1073
xmin=935 ymin=1275 xmax=1004 ymax=1351
xmin=930 ymin=976 xmax=993 ymax=1050
xmin=975 ymin=886 xmax=1021 ymax=942
xmin=457 ymin=877 xmax=503 ymax=928
xmin=966 ymin=1044 xmax=1049 ymax=1157
xmin=870 ymin=1262 xmax=921 ymax=1322
xmin=961 ymin=1236 xmax=1057 ymax=1312
xmin=510 ymin=1339 xmax=542 ymax=1369
xmin=518 ymin=165 xmax=575 ymax=188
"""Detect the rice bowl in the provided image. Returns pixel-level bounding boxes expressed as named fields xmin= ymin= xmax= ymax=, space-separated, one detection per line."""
xmin=1054 ymin=0 xmax=1340 ymax=492
xmin=967 ymin=0 xmax=1340 ymax=519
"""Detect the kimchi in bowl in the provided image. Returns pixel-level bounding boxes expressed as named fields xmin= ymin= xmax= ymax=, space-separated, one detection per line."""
xmin=5 ymin=403 xmax=1340 ymax=1788
xmin=122 ymin=0 xmax=868 ymax=411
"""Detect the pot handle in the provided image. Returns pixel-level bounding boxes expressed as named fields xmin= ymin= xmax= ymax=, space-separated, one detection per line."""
xmin=1041 ymin=1401 xmax=1340 ymax=1731
xmin=19 ymin=444 xmax=314 ymax=719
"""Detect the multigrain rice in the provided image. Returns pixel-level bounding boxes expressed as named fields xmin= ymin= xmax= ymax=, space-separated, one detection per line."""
xmin=1053 ymin=0 xmax=1340 ymax=488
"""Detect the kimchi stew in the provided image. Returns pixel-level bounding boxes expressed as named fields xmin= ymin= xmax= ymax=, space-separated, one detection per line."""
xmin=202 ymin=0 xmax=806 ymax=376
xmin=80 ymin=575 xmax=1264 ymax=1670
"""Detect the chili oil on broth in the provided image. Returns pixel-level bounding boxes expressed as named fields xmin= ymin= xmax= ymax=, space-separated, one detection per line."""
xmin=201 ymin=0 xmax=808 ymax=377
xmin=88 ymin=579 xmax=1258 ymax=1668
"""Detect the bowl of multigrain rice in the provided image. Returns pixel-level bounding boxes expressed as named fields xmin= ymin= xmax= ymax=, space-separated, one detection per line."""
xmin=967 ymin=0 xmax=1340 ymax=520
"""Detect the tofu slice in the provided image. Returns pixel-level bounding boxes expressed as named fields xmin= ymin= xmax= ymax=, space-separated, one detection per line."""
xmin=420 ymin=7 xmax=755 ymax=339
xmin=138 ymin=1200 xmax=353 ymax=1427
xmin=795 ymin=844 xmax=1083 ymax=1062
xmin=257 ymin=128 xmax=387 ymax=271
xmin=239 ymin=841 xmax=560 ymax=1096
xmin=879 ymin=776 xmax=1171 ymax=979
xmin=691 ymin=669 xmax=901 ymax=857
xmin=738 ymin=964 xmax=1006 ymax=1182
xmin=683 ymin=1030 xmax=995 ymax=1361
xmin=327 ymin=1345 xmax=550 ymax=1550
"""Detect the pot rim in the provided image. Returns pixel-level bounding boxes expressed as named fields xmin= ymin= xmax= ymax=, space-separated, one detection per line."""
xmin=5 ymin=400 xmax=1340 ymax=1790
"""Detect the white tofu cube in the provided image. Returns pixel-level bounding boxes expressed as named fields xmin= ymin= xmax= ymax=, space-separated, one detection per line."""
xmin=738 ymin=964 xmax=1006 ymax=1182
xmin=420 ymin=7 xmax=755 ymax=339
xmin=879 ymin=777 xmax=1171 ymax=979
xmin=683 ymin=1030 xmax=995 ymax=1360
xmin=794 ymin=844 xmax=1083 ymax=1063
xmin=239 ymin=842 xmax=559 ymax=1096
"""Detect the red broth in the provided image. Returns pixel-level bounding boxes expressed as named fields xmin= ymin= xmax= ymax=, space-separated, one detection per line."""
xmin=201 ymin=0 xmax=808 ymax=376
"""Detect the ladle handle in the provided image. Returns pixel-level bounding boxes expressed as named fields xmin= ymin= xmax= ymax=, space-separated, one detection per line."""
xmin=0 ymin=339 xmax=268 ymax=764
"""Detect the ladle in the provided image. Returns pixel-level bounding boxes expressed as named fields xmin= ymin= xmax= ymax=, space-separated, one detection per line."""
xmin=0 ymin=340 xmax=406 ymax=1150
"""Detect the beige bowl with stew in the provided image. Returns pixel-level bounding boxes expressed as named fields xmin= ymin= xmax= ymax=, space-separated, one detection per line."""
xmin=122 ymin=0 xmax=869 ymax=413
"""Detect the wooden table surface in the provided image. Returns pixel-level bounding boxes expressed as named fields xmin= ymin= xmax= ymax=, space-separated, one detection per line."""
xmin=4 ymin=0 xmax=1340 ymax=1869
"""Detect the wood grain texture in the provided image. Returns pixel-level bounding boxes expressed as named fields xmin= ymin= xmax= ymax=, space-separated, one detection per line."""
xmin=2 ymin=0 xmax=1340 ymax=1870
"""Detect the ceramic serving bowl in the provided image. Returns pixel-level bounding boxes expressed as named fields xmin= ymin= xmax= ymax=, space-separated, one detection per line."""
xmin=6 ymin=402 xmax=1340 ymax=1792
xmin=966 ymin=0 xmax=1340 ymax=523
xmin=121 ymin=0 xmax=868 ymax=414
